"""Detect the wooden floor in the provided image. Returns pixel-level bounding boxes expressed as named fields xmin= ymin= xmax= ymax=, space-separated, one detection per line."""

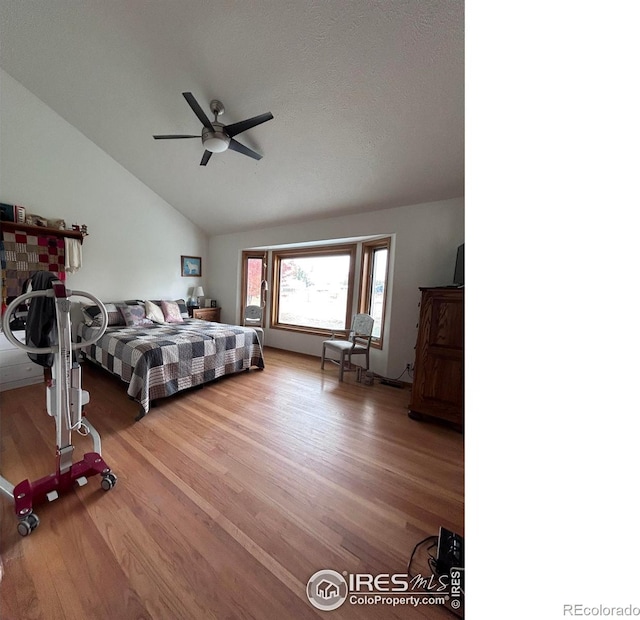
xmin=0 ymin=348 xmax=464 ymax=619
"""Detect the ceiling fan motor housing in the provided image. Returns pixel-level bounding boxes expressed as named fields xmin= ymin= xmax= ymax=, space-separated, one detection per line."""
xmin=202 ymin=125 xmax=230 ymax=153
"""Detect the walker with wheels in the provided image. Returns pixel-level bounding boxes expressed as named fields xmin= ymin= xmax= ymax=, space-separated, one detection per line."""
xmin=0 ymin=276 xmax=116 ymax=536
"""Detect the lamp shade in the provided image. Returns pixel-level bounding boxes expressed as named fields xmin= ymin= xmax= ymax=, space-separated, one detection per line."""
xmin=193 ymin=286 xmax=204 ymax=298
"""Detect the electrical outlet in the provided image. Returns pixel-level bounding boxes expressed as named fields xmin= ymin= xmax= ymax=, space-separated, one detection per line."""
xmin=406 ymin=363 xmax=412 ymax=372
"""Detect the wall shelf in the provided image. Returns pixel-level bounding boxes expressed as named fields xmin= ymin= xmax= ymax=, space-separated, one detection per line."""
xmin=1 ymin=221 xmax=86 ymax=243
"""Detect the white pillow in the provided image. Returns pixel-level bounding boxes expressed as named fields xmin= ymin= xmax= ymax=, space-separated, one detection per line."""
xmin=145 ymin=300 xmax=166 ymax=323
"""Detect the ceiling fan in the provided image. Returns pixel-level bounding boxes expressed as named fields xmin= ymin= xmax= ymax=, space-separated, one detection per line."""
xmin=153 ymin=92 xmax=273 ymax=166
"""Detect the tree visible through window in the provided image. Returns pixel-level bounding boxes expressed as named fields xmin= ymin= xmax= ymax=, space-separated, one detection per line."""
xmin=272 ymin=246 xmax=356 ymax=333
xmin=246 ymin=257 xmax=263 ymax=306
xmin=241 ymin=251 xmax=267 ymax=323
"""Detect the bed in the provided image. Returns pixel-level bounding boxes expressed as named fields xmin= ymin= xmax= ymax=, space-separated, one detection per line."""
xmin=80 ymin=318 xmax=264 ymax=419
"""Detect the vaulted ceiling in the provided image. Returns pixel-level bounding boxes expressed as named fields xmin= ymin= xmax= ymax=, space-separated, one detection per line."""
xmin=0 ymin=0 xmax=464 ymax=235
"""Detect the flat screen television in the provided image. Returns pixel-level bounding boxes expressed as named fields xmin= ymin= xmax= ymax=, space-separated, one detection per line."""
xmin=453 ymin=243 xmax=464 ymax=286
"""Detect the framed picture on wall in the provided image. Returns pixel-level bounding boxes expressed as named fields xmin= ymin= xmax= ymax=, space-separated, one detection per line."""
xmin=181 ymin=255 xmax=202 ymax=277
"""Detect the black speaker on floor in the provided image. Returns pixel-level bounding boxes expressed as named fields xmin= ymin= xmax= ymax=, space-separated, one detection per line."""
xmin=435 ymin=526 xmax=464 ymax=575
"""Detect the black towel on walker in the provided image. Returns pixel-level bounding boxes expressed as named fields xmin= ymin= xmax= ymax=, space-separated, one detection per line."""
xmin=24 ymin=271 xmax=59 ymax=368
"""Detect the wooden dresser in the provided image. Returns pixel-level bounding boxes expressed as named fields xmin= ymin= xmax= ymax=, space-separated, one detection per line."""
xmin=192 ymin=307 xmax=221 ymax=322
xmin=408 ymin=287 xmax=464 ymax=431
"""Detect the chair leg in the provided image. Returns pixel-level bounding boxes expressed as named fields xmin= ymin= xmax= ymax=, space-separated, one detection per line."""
xmin=365 ymin=351 xmax=369 ymax=371
xmin=321 ymin=344 xmax=326 ymax=369
xmin=339 ymin=352 xmax=345 ymax=381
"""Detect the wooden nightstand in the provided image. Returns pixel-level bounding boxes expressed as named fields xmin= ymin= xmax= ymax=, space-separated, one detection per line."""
xmin=192 ymin=307 xmax=221 ymax=322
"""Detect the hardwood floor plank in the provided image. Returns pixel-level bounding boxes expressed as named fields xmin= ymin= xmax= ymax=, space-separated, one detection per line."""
xmin=1 ymin=348 xmax=463 ymax=619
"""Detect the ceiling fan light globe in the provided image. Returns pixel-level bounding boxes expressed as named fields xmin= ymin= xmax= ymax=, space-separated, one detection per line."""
xmin=203 ymin=134 xmax=230 ymax=153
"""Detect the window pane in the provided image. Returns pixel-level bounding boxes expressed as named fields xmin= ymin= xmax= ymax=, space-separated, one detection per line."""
xmin=278 ymin=255 xmax=351 ymax=330
xmin=246 ymin=257 xmax=263 ymax=306
xmin=370 ymin=248 xmax=387 ymax=338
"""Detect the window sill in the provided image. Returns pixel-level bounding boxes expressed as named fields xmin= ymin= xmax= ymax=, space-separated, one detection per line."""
xmin=270 ymin=323 xmax=341 ymax=338
xmin=270 ymin=323 xmax=383 ymax=349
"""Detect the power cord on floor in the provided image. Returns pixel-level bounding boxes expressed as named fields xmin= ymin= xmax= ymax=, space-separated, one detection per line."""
xmin=393 ymin=366 xmax=413 ymax=381
xmin=376 ymin=366 xmax=412 ymax=387
xmin=406 ymin=534 xmax=439 ymax=580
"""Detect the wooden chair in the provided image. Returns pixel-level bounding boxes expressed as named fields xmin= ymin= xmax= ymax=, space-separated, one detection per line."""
xmin=321 ymin=314 xmax=374 ymax=381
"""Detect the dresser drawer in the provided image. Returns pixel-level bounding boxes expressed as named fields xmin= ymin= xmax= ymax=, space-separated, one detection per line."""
xmin=0 ymin=330 xmax=44 ymax=391
xmin=0 ymin=330 xmax=27 ymax=351
xmin=1 ymin=348 xmax=32 ymax=367
xmin=0 ymin=376 xmax=43 ymax=391
xmin=192 ymin=307 xmax=221 ymax=322
xmin=0 ymin=362 xmax=43 ymax=391
xmin=1 ymin=362 xmax=43 ymax=383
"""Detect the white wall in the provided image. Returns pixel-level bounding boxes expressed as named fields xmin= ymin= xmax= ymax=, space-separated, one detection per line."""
xmin=0 ymin=69 xmax=206 ymax=301
xmin=207 ymin=199 xmax=464 ymax=380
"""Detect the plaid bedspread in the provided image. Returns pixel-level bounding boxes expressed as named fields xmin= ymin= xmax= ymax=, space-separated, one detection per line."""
xmin=80 ymin=319 xmax=264 ymax=414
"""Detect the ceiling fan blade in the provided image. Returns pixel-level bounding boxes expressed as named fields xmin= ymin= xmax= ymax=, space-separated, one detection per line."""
xmin=153 ymin=134 xmax=201 ymax=139
xmin=183 ymin=92 xmax=214 ymax=130
xmin=200 ymin=150 xmax=212 ymax=166
xmin=224 ymin=112 xmax=273 ymax=138
xmin=228 ymin=139 xmax=263 ymax=161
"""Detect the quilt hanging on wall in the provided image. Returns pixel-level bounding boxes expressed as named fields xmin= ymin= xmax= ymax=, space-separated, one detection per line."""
xmin=1 ymin=230 xmax=66 ymax=306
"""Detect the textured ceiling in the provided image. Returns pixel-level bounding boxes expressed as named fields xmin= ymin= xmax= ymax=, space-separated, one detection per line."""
xmin=0 ymin=0 xmax=464 ymax=235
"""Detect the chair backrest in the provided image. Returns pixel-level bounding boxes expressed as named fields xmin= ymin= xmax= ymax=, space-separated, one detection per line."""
xmin=349 ymin=313 xmax=374 ymax=349
xmin=244 ymin=305 xmax=263 ymax=326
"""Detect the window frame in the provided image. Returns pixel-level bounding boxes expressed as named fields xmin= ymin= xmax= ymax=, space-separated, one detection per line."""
xmin=270 ymin=244 xmax=357 ymax=336
xmin=358 ymin=237 xmax=391 ymax=349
